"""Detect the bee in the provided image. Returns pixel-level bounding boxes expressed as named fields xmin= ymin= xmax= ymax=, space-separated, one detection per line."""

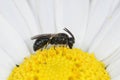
xmin=31 ymin=28 xmax=75 ymax=51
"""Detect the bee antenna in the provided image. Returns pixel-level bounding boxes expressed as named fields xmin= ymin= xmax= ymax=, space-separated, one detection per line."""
xmin=63 ymin=28 xmax=75 ymax=40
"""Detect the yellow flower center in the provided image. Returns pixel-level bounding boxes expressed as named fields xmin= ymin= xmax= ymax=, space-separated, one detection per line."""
xmin=8 ymin=47 xmax=110 ymax=80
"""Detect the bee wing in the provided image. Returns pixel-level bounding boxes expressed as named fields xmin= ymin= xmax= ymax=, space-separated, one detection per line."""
xmin=31 ymin=34 xmax=53 ymax=40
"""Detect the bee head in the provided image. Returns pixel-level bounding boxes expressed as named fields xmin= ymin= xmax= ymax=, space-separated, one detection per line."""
xmin=68 ymin=37 xmax=75 ymax=48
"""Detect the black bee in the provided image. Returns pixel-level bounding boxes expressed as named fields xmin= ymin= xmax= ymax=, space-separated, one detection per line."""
xmin=31 ymin=28 xmax=75 ymax=51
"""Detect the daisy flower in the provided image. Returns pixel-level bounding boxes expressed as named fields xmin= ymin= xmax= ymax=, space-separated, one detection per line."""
xmin=0 ymin=0 xmax=120 ymax=80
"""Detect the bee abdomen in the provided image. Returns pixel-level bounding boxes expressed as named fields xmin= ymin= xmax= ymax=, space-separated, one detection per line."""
xmin=33 ymin=38 xmax=49 ymax=51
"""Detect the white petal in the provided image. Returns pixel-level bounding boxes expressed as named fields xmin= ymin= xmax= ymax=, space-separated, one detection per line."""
xmin=107 ymin=59 xmax=120 ymax=78
xmin=27 ymin=0 xmax=41 ymax=31
xmin=88 ymin=10 xmax=120 ymax=60
xmin=0 ymin=0 xmax=35 ymax=52
xmin=90 ymin=0 xmax=98 ymax=14
xmin=82 ymin=0 xmax=114 ymax=51
xmin=89 ymin=6 xmax=120 ymax=52
xmin=54 ymin=0 xmax=63 ymax=32
xmin=103 ymin=48 xmax=120 ymax=66
xmin=90 ymin=1 xmax=120 ymax=48
xmin=0 ymin=48 xmax=15 ymax=79
xmin=55 ymin=0 xmax=89 ymax=48
xmin=36 ymin=0 xmax=56 ymax=33
xmin=90 ymin=0 xmax=119 ymax=15
xmin=13 ymin=0 xmax=40 ymax=36
xmin=108 ymin=0 xmax=120 ymax=15
xmin=0 ymin=0 xmax=31 ymax=38
xmin=112 ymin=75 xmax=120 ymax=80
xmin=0 ymin=14 xmax=30 ymax=64
xmin=88 ymin=5 xmax=120 ymax=60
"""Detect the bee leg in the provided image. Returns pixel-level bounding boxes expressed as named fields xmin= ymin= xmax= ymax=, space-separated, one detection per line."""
xmin=63 ymin=45 xmax=68 ymax=48
xmin=59 ymin=44 xmax=63 ymax=47
xmin=61 ymin=45 xmax=64 ymax=48
xmin=65 ymin=44 xmax=68 ymax=48
xmin=40 ymin=48 xmax=43 ymax=51
xmin=40 ymin=47 xmax=44 ymax=51
xmin=44 ymin=44 xmax=48 ymax=49
xmin=54 ymin=45 xmax=55 ymax=49
xmin=44 ymin=42 xmax=50 ymax=49
xmin=62 ymin=44 xmax=65 ymax=48
xmin=53 ymin=45 xmax=56 ymax=50
xmin=58 ymin=45 xmax=61 ymax=48
xmin=62 ymin=44 xmax=66 ymax=48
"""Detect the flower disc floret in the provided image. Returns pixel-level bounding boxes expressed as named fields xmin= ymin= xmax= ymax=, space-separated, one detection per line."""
xmin=8 ymin=47 xmax=110 ymax=80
